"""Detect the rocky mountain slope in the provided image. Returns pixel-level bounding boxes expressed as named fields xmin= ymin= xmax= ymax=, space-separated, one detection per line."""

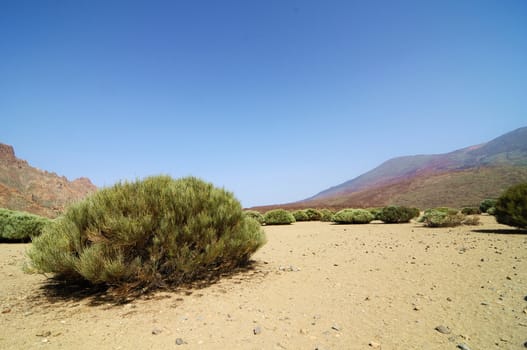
xmin=0 ymin=143 xmax=96 ymax=217
xmin=254 ymin=127 xmax=527 ymax=210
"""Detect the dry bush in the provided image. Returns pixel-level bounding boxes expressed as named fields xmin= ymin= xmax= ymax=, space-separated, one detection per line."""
xmin=27 ymin=176 xmax=266 ymax=291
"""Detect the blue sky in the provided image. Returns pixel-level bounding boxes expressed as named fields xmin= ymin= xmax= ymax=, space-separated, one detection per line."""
xmin=1 ymin=0 xmax=526 ymax=207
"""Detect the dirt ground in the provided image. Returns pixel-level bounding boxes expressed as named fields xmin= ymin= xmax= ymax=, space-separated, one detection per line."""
xmin=1 ymin=215 xmax=526 ymax=349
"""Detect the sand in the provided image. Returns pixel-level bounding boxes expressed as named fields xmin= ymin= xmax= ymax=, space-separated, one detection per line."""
xmin=1 ymin=215 xmax=526 ymax=349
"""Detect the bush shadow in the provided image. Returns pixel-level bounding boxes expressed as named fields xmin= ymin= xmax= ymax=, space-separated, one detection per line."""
xmin=34 ymin=260 xmax=263 ymax=307
xmin=472 ymin=228 xmax=527 ymax=235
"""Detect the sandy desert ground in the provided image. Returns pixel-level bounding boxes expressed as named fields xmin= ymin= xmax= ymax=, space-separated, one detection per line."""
xmin=1 ymin=215 xmax=526 ymax=349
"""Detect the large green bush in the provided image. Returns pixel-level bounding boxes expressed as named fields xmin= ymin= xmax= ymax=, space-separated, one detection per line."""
xmin=319 ymin=208 xmax=334 ymax=222
xmin=494 ymin=183 xmax=527 ymax=228
xmin=479 ymin=199 xmax=497 ymax=213
xmin=332 ymin=209 xmax=374 ymax=224
xmin=377 ymin=206 xmax=419 ymax=223
xmin=27 ymin=176 xmax=266 ymax=289
xmin=244 ymin=210 xmax=265 ymax=225
xmin=263 ymin=209 xmax=296 ymax=225
xmin=304 ymin=208 xmax=323 ymax=221
xmin=0 ymin=208 xmax=50 ymax=242
xmin=292 ymin=210 xmax=310 ymax=222
xmin=421 ymin=208 xmax=464 ymax=227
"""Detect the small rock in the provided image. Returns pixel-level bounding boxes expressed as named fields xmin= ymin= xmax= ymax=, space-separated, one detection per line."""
xmin=457 ymin=344 xmax=471 ymax=350
xmin=152 ymin=327 xmax=162 ymax=335
xmin=299 ymin=328 xmax=308 ymax=335
xmin=2 ymin=308 xmax=11 ymax=314
xmin=446 ymin=297 xmax=453 ymax=302
xmin=331 ymin=324 xmax=341 ymax=331
xmin=175 ymin=338 xmax=185 ymax=345
xmin=369 ymin=340 xmax=381 ymax=348
xmin=253 ymin=326 xmax=262 ymax=335
xmin=41 ymin=338 xmax=49 ymax=343
xmin=435 ymin=325 xmax=451 ymax=334
xmin=37 ymin=331 xmax=52 ymax=337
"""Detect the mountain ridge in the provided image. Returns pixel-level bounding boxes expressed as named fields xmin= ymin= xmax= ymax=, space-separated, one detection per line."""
xmin=0 ymin=143 xmax=97 ymax=218
xmin=252 ymin=126 xmax=527 ymax=211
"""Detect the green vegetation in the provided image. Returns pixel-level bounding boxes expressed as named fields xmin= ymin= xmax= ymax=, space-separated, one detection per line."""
xmin=332 ymin=208 xmax=374 ymax=224
xmin=494 ymin=183 xmax=527 ymax=228
xmin=27 ymin=176 xmax=266 ymax=290
xmin=304 ymin=208 xmax=323 ymax=221
xmin=319 ymin=208 xmax=334 ymax=222
xmin=461 ymin=207 xmax=481 ymax=215
xmin=292 ymin=210 xmax=310 ymax=222
xmin=420 ymin=208 xmax=464 ymax=227
xmin=0 ymin=208 xmax=50 ymax=242
xmin=479 ymin=199 xmax=497 ymax=214
xmin=244 ymin=210 xmax=265 ymax=225
xmin=263 ymin=209 xmax=296 ymax=225
xmin=377 ymin=206 xmax=420 ymax=223
xmin=367 ymin=208 xmax=382 ymax=220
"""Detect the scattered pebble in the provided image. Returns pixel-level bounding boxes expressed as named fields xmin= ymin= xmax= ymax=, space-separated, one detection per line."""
xmin=435 ymin=325 xmax=451 ymax=334
xmin=369 ymin=340 xmax=381 ymax=348
xmin=253 ymin=326 xmax=262 ymax=335
xmin=175 ymin=338 xmax=185 ymax=345
xmin=457 ymin=344 xmax=471 ymax=350
xmin=279 ymin=265 xmax=300 ymax=272
xmin=151 ymin=327 xmax=162 ymax=335
xmin=331 ymin=324 xmax=341 ymax=331
xmin=37 ymin=331 xmax=52 ymax=337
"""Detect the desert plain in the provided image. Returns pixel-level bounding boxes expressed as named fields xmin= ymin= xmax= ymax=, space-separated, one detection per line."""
xmin=1 ymin=215 xmax=526 ymax=350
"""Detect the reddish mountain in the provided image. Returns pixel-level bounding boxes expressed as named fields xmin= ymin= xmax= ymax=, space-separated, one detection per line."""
xmin=0 ymin=143 xmax=97 ymax=218
xmin=252 ymin=127 xmax=527 ymax=211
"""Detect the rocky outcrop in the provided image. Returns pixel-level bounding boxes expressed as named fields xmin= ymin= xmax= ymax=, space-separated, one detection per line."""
xmin=0 ymin=143 xmax=97 ymax=218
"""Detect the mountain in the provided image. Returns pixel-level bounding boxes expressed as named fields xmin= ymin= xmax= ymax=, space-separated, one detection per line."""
xmin=253 ymin=127 xmax=527 ymax=211
xmin=0 ymin=143 xmax=97 ymax=218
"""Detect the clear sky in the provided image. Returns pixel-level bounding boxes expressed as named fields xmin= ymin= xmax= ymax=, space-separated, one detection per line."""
xmin=1 ymin=0 xmax=526 ymax=207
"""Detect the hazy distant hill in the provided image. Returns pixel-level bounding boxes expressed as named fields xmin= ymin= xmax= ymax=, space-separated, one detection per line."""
xmin=253 ymin=127 xmax=527 ymax=211
xmin=0 ymin=143 xmax=97 ymax=218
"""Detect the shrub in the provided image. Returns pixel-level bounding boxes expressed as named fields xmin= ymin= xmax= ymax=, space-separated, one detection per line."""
xmin=319 ymin=209 xmax=334 ymax=222
xmin=367 ymin=208 xmax=382 ymax=220
xmin=421 ymin=208 xmax=464 ymax=227
xmin=332 ymin=209 xmax=374 ymax=224
xmin=292 ymin=210 xmax=310 ymax=222
xmin=462 ymin=215 xmax=481 ymax=226
xmin=27 ymin=176 xmax=266 ymax=290
xmin=264 ymin=209 xmax=296 ymax=225
xmin=494 ymin=183 xmax=527 ymax=228
xmin=0 ymin=208 xmax=50 ymax=242
xmin=480 ymin=199 xmax=497 ymax=213
xmin=304 ymin=208 xmax=323 ymax=221
xmin=244 ymin=210 xmax=265 ymax=225
xmin=377 ymin=206 xmax=419 ymax=223
xmin=487 ymin=207 xmax=496 ymax=216
xmin=461 ymin=207 xmax=481 ymax=215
